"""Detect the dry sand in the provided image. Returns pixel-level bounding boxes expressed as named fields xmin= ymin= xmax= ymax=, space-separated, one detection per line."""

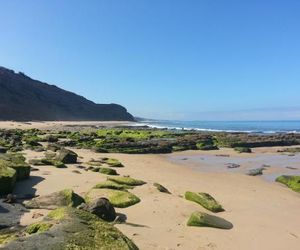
xmin=14 ymin=147 xmax=300 ymax=250
xmin=0 ymin=121 xmax=138 ymax=130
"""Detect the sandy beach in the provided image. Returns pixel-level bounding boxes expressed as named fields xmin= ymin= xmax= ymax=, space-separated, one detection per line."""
xmin=13 ymin=146 xmax=300 ymax=250
xmin=0 ymin=121 xmax=138 ymax=130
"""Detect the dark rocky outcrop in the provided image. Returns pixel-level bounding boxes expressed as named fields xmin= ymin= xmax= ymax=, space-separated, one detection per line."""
xmin=2 ymin=207 xmax=138 ymax=249
xmin=24 ymin=189 xmax=84 ymax=209
xmin=78 ymin=197 xmax=116 ymax=222
xmin=0 ymin=66 xmax=134 ymax=121
xmin=55 ymin=149 xmax=77 ymax=164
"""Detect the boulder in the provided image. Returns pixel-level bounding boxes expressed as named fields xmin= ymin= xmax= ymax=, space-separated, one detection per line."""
xmin=24 ymin=189 xmax=84 ymax=209
xmin=55 ymin=149 xmax=77 ymax=164
xmin=153 ymin=183 xmax=171 ymax=194
xmin=247 ymin=168 xmax=264 ymax=176
xmin=0 ymin=166 xmax=16 ymax=195
xmin=185 ymin=191 xmax=224 ymax=212
xmin=187 ymin=211 xmax=233 ymax=229
xmin=78 ymin=197 xmax=116 ymax=222
xmin=86 ymin=188 xmax=140 ymax=208
xmin=108 ymin=176 xmax=146 ymax=186
xmin=2 ymin=207 xmax=138 ymax=249
xmin=93 ymin=181 xmax=133 ymax=190
xmin=0 ymin=154 xmax=30 ymax=180
xmin=99 ymin=167 xmax=118 ymax=175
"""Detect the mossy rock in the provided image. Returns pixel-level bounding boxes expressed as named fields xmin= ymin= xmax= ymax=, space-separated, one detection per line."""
xmin=196 ymin=143 xmax=218 ymax=150
xmin=3 ymin=207 xmax=138 ymax=250
xmin=55 ymin=149 xmax=77 ymax=164
xmin=86 ymin=188 xmax=140 ymax=208
xmin=0 ymin=230 xmax=17 ymax=245
xmin=47 ymin=207 xmax=67 ymax=220
xmin=86 ymin=161 xmax=102 ymax=167
xmin=153 ymin=183 xmax=171 ymax=194
xmin=24 ymin=189 xmax=84 ymax=209
xmin=25 ymin=222 xmax=53 ymax=234
xmin=93 ymin=181 xmax=133 ymax=190
xmin=108 ymin=176 xmax=146 ymax=186
xmin=104 ymin=158 xmax=124 ymax=167
xmin=0 ymin=154 xmax=30 ymax=180
xmin=28 ymin=158 xmax=66 ymax=168
xmin=234 ymin=147 xmax=252 ymax=153
xmin=276 ymin=175 xmax=300 ymax=193
xmin=185 ymin=191 xmax=224 ymax=212
xmin=0 ymin=165 xmax=17 ymax=195
xmin=99 ymin=167 xmax=118 ymax=175
xmin=187 ymin=211 xmax=233 ymax=229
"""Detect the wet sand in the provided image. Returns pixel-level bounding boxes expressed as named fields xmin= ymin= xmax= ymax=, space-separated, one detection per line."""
xmin=169 ymin=147 xmax=300 ymax=181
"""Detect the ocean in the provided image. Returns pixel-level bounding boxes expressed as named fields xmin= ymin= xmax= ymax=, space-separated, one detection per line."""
xmin=139 ymin=120 xmax=300 ymax=134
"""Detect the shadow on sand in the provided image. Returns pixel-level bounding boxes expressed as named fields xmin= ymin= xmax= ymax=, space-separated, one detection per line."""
xmin=0 ymin=176 xmax=45 ymax=229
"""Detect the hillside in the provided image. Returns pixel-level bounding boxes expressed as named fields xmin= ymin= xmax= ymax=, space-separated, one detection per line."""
xmin=0 ymin=67 xmax=134 ymax=121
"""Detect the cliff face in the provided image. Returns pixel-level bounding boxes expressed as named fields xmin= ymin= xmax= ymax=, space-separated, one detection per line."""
xmin=0 ymin=67 xmax=134 ymax=121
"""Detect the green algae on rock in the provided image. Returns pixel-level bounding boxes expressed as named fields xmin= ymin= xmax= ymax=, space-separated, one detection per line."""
xmin=24 ymin=189 xmax=84 ymax=209
xmin=25 ymin=223 xmax=53 ymax=234
xmin=55 ymin=148 xmax=77 ymax=164
xmin=187 ymin=211 xmax=233 ymax=229
xmin=0 ymin=165 xmax=16 ymax=194
xmin=185 ymin=191 xmax=224 ymax=212
xmin=153 ymin=183 xmax=171 ymax=194
xmin=105 ymin=158 xmax=124 ymax=167
xmin=234 ymin=147 xmax=252 ymax=153
xmin=93 ymin=181 xmax=133 ymax=190
xmin=28 ymin=158 xmax=66 ymax=168
xmin=86 ymin=188 xmax=140 ymax=208
xmin=3 ymin=207 xmax=139 ymax=250
xmin=108 ymin=176 xmax=146 ymax=186
xmin=276 ymin=175 xmax=300 ymax=193
xmin=0 ymin=153 xmax=30 ymax=180
xmin=99 ymin=167 xmax=118 ymax=175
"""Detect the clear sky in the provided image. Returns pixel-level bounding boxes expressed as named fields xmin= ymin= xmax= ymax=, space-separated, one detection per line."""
xmin=1 ymin=0 xmax=300 ymax=120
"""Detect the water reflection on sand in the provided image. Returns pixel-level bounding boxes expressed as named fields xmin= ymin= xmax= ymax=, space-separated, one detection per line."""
xmin=170 ymin=152 xmax=300 ymax=182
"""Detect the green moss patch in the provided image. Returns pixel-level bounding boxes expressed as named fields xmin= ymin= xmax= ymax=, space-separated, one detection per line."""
xmin=276 ymin=175 xmax=300 ymax=193
xmin=25 ymin=223 xmax=53 ymax=234
xmin=185 ymin=191 xmax=224 ymax=212
xmin=99 ymin=167 xmax=118 ymax=175
xmin=24 ymin=189 xmax=85 ymax=209
xmin=105 ymin=158 xmax=124 ymax=167
xmin=3 ymin=207 xmax=138 ymax=249
xmin=108 ymin=176 xmax=146 ymax=186
xmin=93 ymin=181 xmax=133 ymax=190
xmin=234 ymin=147 xmax=252 ymax=153
xmin=153 ymin=183 xmax=171 ymax=194
xmin=0 ymin=165 xmax=17 ymax=195
xmin=0 ymin=153 xmax=30 ymax=180
xmin=86 ymin=188 xmax=140 ymax=208
xmin=28 ymin=158 xmax=66 ymax=168
xmin=187 ymin=211 xmax=233 ymax=229
xmin=47 ymin=207 xmax=68 ymax=220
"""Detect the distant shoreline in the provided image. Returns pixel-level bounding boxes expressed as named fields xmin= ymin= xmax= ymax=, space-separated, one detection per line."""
xmin=1 ymin=120 xmax=300 ymax=135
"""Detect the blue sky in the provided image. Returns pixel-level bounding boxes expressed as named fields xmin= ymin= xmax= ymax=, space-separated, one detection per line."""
xmin=1 ymin=0 xmax=300 ymax=120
